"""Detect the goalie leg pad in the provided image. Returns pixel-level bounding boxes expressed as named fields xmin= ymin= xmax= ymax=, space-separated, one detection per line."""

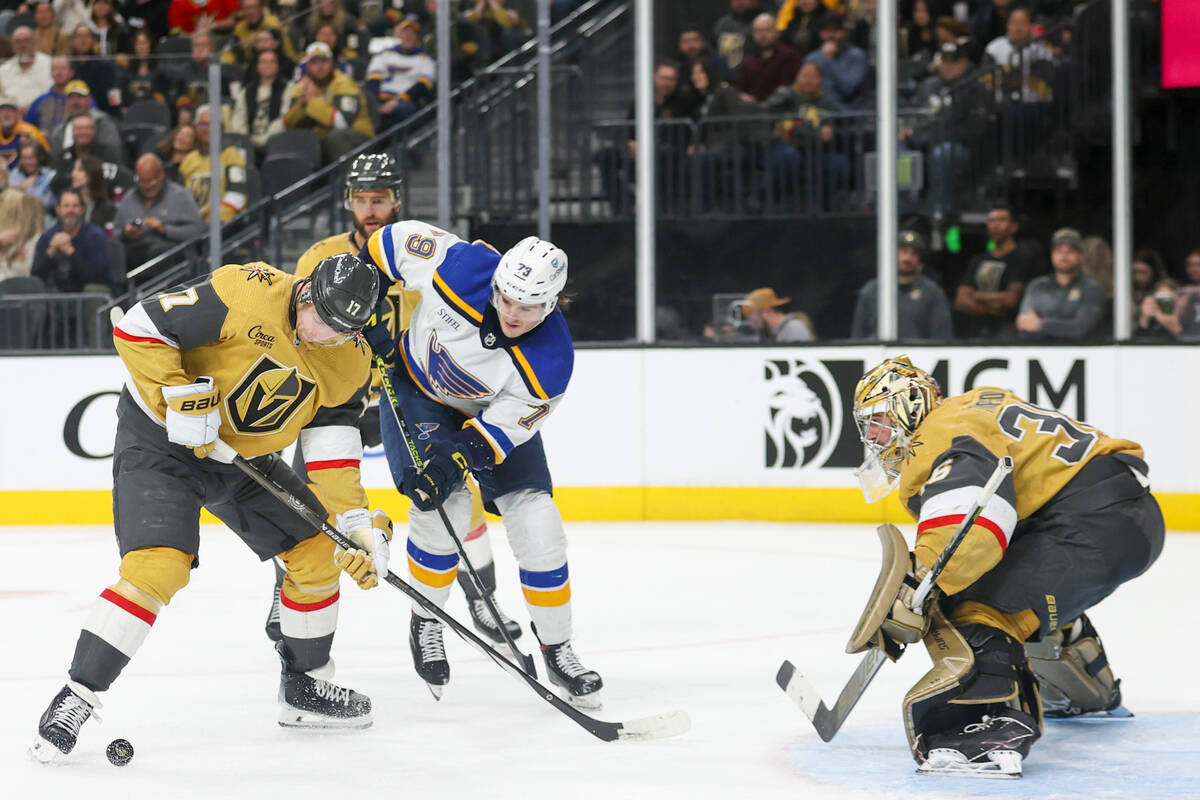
xmin=846 ymin=523 xmax=928 ymax=660
xmin=904 ymin=603 xmax=1042 ymax=764
xmin=1025 ymin=614 xmax=1122 ymax=717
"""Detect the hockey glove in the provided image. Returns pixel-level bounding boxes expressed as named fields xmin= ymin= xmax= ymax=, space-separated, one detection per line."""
xmin=362 ymin=317 xmax=397 ymax=367
xmin=401 ymin=439 xmax=470 ymax=511
xmin=333 ymin=508 xmax=393 ymax=590
xmin=162 ymin=377 xmax=222 ymax=459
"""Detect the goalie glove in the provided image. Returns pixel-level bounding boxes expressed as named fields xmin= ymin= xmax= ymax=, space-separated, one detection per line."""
xmin=333 ymin=508 xmax=393 ymax=589
xmin=162 ymin=377 xmax=222 ymax=458
xmin=846 ymin=524 xmax=933 ymax=661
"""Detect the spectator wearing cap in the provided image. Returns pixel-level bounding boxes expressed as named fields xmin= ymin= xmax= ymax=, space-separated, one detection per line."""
xmin=776 ymin=0 xmax=831 ymax=56
xmin=24 ymin=55 xmax=73 ymax=133
xmin=366 ymin=17 xmax=436 ymax=128
xmin=851 ymin=230 xmax=954 ymax=340
xmin=69 ymin=24 xmax=119 ymax=112
xmin=954 ymin=203 xmax=1034 ymax=340
xmin=167 ymin=0 xmax=238 ymax=34
xmin=1015 ymin=227 xmax=1107 ymax=341
xmin=1 ymin=27 xmax=55 ymax=111
xmin=47 ymin=80 xmax=124 ymax=166
xmin=741 ymin=287 xmax=816 ymax=342
xmin=900 ymin=41 xmax=988 ymax=215
xmin=713 ymin=0 xmax=764 ymax=71
xmin=31 ymin=187 xmax=113 ymax=292
xmin=734 ymin=13 xmax=802 ymax=103
xmin=804 ymin=15 xmax=868 ymax=109
xmin=32 ymin=1 xmax=72 ymax=56
xmin=283 ymin=41 xmax=375 ymax=163
xmin=0 ymin=95 xmax=51 ymax=168
xmin=179 ymin=105 xmax=248 ymax=223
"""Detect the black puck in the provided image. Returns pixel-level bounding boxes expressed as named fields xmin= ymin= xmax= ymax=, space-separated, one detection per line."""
xmin=106 ymin=738 xmax=134 ymax=766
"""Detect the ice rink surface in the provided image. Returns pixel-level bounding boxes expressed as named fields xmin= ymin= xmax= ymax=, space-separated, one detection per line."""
xmin=3 ymin=521 xmax=1198 ymax=800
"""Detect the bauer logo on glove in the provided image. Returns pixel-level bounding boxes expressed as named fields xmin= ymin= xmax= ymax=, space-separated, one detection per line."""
xmin=162 ymin=377 xmax=222 ymax=458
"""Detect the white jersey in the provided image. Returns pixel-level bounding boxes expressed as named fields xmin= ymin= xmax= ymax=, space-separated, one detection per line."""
xmin=364 ymin=220 xmax=573 ymax=464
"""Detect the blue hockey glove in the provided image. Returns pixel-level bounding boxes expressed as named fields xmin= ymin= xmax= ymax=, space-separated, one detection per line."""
xmin=362 ymin=317 xmax=397 ymax=365
xmin=401 ymin=439 xmax=470 ymax=511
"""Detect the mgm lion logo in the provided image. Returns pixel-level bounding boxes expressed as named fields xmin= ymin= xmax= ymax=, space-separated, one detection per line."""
xmin=763 ymin=359 xmax=841 ymax=469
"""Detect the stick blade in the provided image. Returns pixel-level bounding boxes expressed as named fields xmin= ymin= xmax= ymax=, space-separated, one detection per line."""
xmin=615 ymin=710 xmax=692 ymax=742
xmin=776 ymin=660 xmax=833 ymax=738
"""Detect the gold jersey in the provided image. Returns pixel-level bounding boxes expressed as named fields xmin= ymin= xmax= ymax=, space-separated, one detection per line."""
xmin=113 ymin=262 xmax=371 ymax=514
xmin=899 ymin=387 xmax=1143 ymax=595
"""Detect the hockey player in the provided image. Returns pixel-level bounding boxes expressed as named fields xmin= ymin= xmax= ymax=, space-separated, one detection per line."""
xmin=359 ymin=223 xmax=604 ymax=709
xmin=31 ymin=255 xmax=392 ymax=763
xmin=263 ymin=151 xmax=522 ymax=649
xmin=847 ymin=355 xmax=1163 ymax=777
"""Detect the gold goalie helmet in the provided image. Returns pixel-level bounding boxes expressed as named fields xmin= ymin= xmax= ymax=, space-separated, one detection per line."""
xmin=853 ymin=355 xmax=941 ymax=502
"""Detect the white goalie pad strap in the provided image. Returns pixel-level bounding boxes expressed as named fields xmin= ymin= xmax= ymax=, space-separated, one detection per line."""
xmin=279 ymin=592 xmax=340 ymax=640
xmin=299 ymin=424 xmax=363 ymax=464
xmin=919 ymin=486 xmax=1017 ymax=549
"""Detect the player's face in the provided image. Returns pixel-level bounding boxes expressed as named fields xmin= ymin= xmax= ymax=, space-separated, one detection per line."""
xmin=296 ymin=302 xmax=352 ymax=345
xmin=350 ymin=190 xmax=398 ymax=237
xmin=862 ymin=411 xmax=893 ymax=446
xmin=493 ymin=291 xmax=544 ymax=337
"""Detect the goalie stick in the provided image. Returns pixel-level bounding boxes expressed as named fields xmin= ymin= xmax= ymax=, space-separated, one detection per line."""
xmin=776 ymin=455 xmax=1015 ymax=741
xmin=210 ymin=440 xmax=691 ymax=743
xmin=373 ymin=353 xmax=537 ymax=680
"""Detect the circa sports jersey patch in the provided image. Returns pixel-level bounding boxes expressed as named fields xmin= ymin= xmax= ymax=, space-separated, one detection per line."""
xmin=241 ymin=264 xmax=275 ymax=284
xmin=226 ymin=354 xmax=317 ymax=434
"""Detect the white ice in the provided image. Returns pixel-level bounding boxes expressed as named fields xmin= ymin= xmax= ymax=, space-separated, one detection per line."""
xmin=3 ymin=522 xmax=1197 ymax=800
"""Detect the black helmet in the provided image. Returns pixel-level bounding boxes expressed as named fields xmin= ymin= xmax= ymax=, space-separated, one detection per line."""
xmin=344 ymin=152 xmax=402 ymax=206
xmin=308 ymin=254 xmax=380 ymax=333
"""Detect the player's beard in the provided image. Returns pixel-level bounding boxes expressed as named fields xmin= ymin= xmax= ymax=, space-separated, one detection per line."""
xmin=354 ymin=210 xmax=399 ymax=242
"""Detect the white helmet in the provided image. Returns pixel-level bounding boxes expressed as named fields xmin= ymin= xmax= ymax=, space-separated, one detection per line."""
xmin=491 ymin=236 xmax=568 ymax=321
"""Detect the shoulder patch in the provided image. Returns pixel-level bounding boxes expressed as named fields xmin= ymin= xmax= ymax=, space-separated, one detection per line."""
xmin=240 ymin=264 xmax=276 ymax=284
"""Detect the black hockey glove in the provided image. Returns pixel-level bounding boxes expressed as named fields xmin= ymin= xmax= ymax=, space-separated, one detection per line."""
xmin=362 ymin=317 xmax=397 ymax=366
xmin=402 ymin=439 xmax=470 ymax=511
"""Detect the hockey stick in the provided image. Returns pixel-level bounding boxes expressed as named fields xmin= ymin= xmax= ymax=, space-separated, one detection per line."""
xmin=777 ymin=455 xmax=1015 ymax=742
xmin=372 ymin=353 xmax=536 ymax=679
xmin=210 ymin=440 xmax=690 ymax=743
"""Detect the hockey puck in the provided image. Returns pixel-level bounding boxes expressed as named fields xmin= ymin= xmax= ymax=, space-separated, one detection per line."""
xmin=106 ymin=738 xmax=134 ymax=766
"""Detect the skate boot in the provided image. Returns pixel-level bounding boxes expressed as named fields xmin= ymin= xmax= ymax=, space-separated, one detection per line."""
xmin=30 ymin=683 xmax=100 ymax=763
xmin=276 ymin=642 xmax=371 ymax=729
xmin=264 ymin=558 xmax=285 ymax=643
xmin=410 ymin=613 xmax=450 ymax=700
xmin=919 ymin=709 xmax=1040 ymax=779
xmin=1026 ymin=614 xmax=1129 ymax=718
xmin=534 ymin=623 xmax=603 ymax=710
xmin=467 ymin=594 xmax=523 ymax=646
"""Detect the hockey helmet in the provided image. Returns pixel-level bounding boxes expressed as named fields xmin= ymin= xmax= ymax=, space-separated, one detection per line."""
xmin=852 ymin=355 xmax=941 ymax=501
xmin=344 ymin=152 xmax=403 ymax=208
xmin=307 ymin=253 xmax=380 ymax=333
xmin=491 ymin=236 xmax=568 ymax=322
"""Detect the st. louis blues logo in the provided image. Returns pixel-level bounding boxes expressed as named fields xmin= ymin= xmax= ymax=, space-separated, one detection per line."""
xmin=427 ymin=332 xmax=492 ymax=399
xmin=415 ymin=422 xmax=440 ymax=440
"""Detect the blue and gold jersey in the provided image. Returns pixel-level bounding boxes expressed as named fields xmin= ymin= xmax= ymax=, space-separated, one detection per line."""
xmin=362 ymin=220 xmax=573 ymax=464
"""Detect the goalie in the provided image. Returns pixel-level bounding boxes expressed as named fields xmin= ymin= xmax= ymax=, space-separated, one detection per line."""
xmin=847 ymin=356 xmax=1163 ymax=778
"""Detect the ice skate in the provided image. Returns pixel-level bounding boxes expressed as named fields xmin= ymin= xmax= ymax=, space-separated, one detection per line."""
xmin=277 ymin=643 xmax=371 ymax=729
xmin=917 ymin=710 xmax=1039 ymax=779
xmin=467 ymin=594 xmax=523 ymax=646
xmin=410 ymin=613 xmax=450 ymax=700
xmin=30 ymin=683 xmax=100 ymax=764
xmin=534 ymin=624 xmax=603 ymax=710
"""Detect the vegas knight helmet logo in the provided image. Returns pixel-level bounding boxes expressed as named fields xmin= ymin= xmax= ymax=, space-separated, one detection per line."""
xmin=763 ymin=359 xmax=841 ymax=469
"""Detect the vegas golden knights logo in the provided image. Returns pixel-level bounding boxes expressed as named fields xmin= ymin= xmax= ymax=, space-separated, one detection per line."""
xmin=226 ymin=354 xmax=317 ymax=434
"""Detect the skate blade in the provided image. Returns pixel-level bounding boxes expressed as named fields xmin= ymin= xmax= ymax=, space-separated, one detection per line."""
xmin=424 ymin=682 xmax=444 ymax=701
xmin=917 ymin=749 xmax=1023 ymax=779
xmin=1046 ymin=704 xmax=1134 ymax=720
xmin=29 ymin=738 xmax=69 ymax=765
xmin=277 ymin=706 xmax=373 ymax=730
xmin=556 ymin=686 xmax=602 ymax=711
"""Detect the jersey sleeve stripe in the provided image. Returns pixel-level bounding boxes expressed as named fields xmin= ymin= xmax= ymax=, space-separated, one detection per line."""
xmin=918 ymin=513 xmax=1010 ymax=551
xmin=114 ymin=303 xmax=179 ymax=347
xmin=432 ymin=270 xmax=484 ymax=324
xmin=510 ymin=345 xmax=549 ymax=400
xmin=382 ymin=226 xmax=397 ymax=276
xmin=306 ymin=458 xmax=361 ymax=471
xmin=113 ymin=328 xmax=173 ymax=345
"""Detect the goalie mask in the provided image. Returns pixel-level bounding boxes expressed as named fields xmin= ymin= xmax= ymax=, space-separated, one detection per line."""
xmin=853 ymin=356 xmax=940 ymax=502
xmin=491 ymin=236 xmax=568 ymax=323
